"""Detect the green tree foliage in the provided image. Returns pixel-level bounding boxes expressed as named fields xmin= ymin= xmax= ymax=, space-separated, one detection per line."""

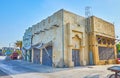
xmin=116 ymin=43 xmax=120 ymax=53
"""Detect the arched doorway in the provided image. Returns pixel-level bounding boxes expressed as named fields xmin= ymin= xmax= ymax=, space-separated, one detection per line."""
xmin=72 ymin=35 xmax=81 ymax=66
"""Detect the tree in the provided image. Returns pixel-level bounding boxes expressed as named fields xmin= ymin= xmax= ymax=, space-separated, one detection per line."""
xmin=116 ymin=42 xmax=120 ymax=58
xmin=15 ymin=41 xmax=22 ymax=50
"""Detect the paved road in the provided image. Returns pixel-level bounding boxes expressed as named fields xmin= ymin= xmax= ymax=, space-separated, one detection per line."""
xmin=0 ymin=56 xmax=120 ymax=78
xmin=0 ymin=69 xmax=12 ymax=78
xmin=0 ymin=56 xmax=62 ymax=78
xmin=0 ymin=58 xmax=42 ymax=75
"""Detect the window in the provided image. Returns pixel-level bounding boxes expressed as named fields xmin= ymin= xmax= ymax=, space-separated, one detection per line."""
xmin=102 ymin=38 xmax=106 ymax=44
xmin=107 ymin=39 xmax=111 ymax=45
xmin=98 ymin=47 xmax=115 ymax=60
xmin=111 ymin=39 xmax=115 ymax=45
xmin=97 ymin=37 xmax=102 ymax=44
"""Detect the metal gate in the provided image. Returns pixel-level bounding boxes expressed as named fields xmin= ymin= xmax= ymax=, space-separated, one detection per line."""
xmin=42 ymin=46 xmax=52 ymax=66
xmin=72 ymin=49 xmax=80 ymax=66
xmin=33 ymin=48 xmax=40 ymax=64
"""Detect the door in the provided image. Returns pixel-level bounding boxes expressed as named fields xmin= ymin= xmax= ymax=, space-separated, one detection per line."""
xmin=33 ymin=48 xmax=40 ymax=64
xmin=25 ymin=50 xmax=27 ymax=61
xmin=72 ymin=49 xmax=80 ymax=66
xmin=42 ymin=46 xmax=52 ymax=66
xmin=29 ymin=50 xmax=32 ymax=62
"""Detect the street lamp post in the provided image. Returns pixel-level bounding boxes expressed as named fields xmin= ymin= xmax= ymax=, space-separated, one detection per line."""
xmin=9 ymin=42 xmax=16 ymax=51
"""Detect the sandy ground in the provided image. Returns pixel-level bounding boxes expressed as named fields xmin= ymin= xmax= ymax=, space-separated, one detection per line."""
xmin=0 ymin=56 xmax=119 ymax=78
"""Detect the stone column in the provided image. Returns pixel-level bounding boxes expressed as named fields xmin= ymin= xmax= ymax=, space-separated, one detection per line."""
xmin=80 ymin=45 xmax=86 ymax=65
xmin=68 ymin=47 xmax=74 ymax=67
xmin=31 ymin=48 xmax=34 ymax=63
xmin=81 ymin=33 xmax=87 ymax=66
xmin=40 ymin=49 xmax=42 ymax=64
xmin=67 ymin=23 xmax=74 ymax=67
xmin=92 ymin=34 xmax=98 ymax=65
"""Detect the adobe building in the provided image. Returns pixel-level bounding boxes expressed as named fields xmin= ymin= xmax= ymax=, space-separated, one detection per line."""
xmin=89 ymin=16 xmax=117 ymax=65
xmin=22 ymin=9 xmax=117 ymax=67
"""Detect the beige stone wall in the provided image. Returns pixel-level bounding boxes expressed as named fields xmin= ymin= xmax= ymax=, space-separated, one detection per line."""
xmin=24 ymin=9 xmax=117 ymax=67
xmin=92 ymin=16 xmax=115 ymax=38
xmin=31 ymin=9 xmax=64 ymax=67
xmin=63 ymin=10 xmax=89 ymax=67
xmin=31 ymin=9 xmax=89 ymax=67
xmin=90 ymin=16 xmax=116 ymax=65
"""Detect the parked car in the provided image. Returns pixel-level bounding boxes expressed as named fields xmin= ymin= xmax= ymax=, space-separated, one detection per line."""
xmin=10 ymin=52 xmax=18 ymax=60
xmin=116 ymin=54 xmax=120 ymax=64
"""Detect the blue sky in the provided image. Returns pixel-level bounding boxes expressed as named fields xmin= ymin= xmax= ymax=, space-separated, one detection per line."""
xmin=0 ymin=0 xmax=120 ymax=48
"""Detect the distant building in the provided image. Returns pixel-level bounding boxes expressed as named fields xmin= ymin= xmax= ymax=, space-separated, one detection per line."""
xmin=23 ymin=9 xmax=116 ymax=67
xmin=0 ymin=49 xmax=2 ymax=55
xmin=2 ymin=47 xmax=14 ymax=55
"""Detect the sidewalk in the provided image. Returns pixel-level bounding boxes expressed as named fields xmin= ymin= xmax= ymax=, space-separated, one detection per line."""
xmin=13 ymin=60 xmax=120 ymax=78
xmin=1 ymin=56 xmax=120 ymax=78
xmin=13 ymin=60 xmax=70 ymax=73
xmin=0 ymin=69 xmax=12 ymax=78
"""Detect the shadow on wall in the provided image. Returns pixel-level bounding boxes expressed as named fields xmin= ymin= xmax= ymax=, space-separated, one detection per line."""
xmin=84 ymin=74 xmax=99 ymax=78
